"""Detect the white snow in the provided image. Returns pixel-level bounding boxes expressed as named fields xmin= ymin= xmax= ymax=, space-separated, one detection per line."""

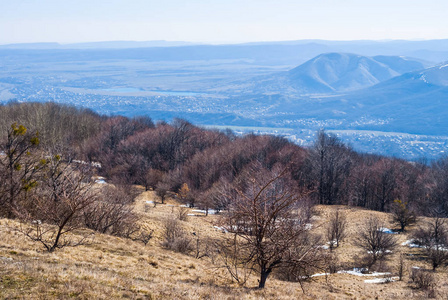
xmin=364 ymin=277 xmax=398 ymax=284
xmin=310 ymin=273 xmax=330 ymax=277
xmin=337 ymin=268 xmax=391 ymax=277
xmin=402 ymin=239 xmax=448 ymax=251
xmin=145 ymin=201 xmax=154 ymax=204
xmin=213 ymin=226 xmax=228 ymax=233
xmin=192 ymin=209 xmax=217 ymax=215
xmin=439 ymin=63 xmax=448 ymax=69
xmin=379 ymin=227 xmax=397 ymax=234
xmin=402 ymin=239 xmax=422 ymax=248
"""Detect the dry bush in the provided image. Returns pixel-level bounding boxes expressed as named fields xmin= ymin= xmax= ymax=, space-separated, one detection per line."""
xmin=83 ymin=185 xmax=140 ymax=238
xmin=410 ymin=268 xmax=437 ymax=297
xmin=161 ymin=218 xmax=193 ymax=254
xmin=178 ymin=206 xmax=189 ymax=221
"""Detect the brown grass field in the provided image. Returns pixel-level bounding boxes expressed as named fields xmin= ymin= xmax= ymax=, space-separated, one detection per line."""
xmin=1 ymin=189 xmax=447 ymax=299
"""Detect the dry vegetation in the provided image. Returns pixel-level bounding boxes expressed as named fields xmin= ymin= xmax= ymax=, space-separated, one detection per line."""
xmin=1 ymin=189 xmax=447 ymax=299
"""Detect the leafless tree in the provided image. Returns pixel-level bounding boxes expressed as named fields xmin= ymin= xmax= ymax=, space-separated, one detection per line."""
xmin=326 ymin=209 xmax=347 ymax=251
xmin=218 ymin=162 xmax=324 ymax=288
xmin=356 ymin=217 xmax=398 ymax=268
xmin=155 ymin=181 xmax=170 ymax=204
xmin=18 ymin=155 xmax=98 ymax=252
xmin=307 ymin=130 xmax=352 ymax=206
xmin=412 ymin=216 xmax=448 ymax=271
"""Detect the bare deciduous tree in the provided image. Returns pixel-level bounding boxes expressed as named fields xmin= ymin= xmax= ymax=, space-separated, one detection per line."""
xmin=18 ymin=156 xmax=98 ymax=252
xmin=412 ymin=216 xmax=448 ymax=271
xmin=218 ymin=162 xmax=324 ymax=288
xmin=326 ymin=209 xmax=347 ymax=251
xmin=356 ymin=217 xmax=398 ymax=268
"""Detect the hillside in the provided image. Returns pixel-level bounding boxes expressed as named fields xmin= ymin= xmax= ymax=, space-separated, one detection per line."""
xmin=286 ymin=53 xmax=426 ymax=93
xmin=1 ymin=190 xmax=447 ymax=299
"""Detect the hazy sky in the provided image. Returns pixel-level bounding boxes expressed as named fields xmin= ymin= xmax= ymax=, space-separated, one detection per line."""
xmin=1 ymin=0 xmax=448 ymax=44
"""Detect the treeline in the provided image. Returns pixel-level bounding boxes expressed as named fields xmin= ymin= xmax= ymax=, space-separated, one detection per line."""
xmin=1 ymin=101 xmax=447 ymax=217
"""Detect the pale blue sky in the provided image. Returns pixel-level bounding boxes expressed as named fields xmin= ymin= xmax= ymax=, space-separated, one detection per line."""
xmin=1 ymin=0 xmax=447 ymax=44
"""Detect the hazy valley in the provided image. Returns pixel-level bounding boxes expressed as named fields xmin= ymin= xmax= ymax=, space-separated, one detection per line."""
xmin=1 ymin=39 xmax=448 ymax=159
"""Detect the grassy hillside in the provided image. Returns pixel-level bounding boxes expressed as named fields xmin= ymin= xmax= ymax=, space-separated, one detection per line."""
xmin=1 ymin=188 xmax=447 ymax=299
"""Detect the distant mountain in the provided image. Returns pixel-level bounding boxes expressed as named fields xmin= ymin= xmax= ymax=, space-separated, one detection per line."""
xmin=284 ymin=62 xmax=448 ymax=135
xmin=61 ymin=41 xmax=200 ymax=49
xmin=238 ymin=53 xmax=429 ymax=95
xmin=0 ymin=42 xmax=61 ymax=49
xmin=0 ymin=41 xmax=199 ymax=50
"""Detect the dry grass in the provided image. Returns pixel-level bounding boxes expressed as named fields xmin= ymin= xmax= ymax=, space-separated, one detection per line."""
xmin=1 ymin=192 xmax=447 ymax=299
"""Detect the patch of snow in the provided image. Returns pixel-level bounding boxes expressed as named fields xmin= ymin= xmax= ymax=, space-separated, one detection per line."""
xmin=364 ymin=277 xmax=398 ymax=284
xmin=439 ymin=63 xmax=448 ymax=69
xmin=310 ymin=273 xmax=330 ymax=277
xmin=304 ymin=223 xmax=313 ymax=230
xmin=187 ymin=214 xmax=196 ymax=216
xmin=192 ymin=209 xmax=217 ymax=215
xmin=367 ymin=249 xmax=392 ymax=254
xmin=402 ymin=239 xmax=448 ymax=251
xmin=337 ymin=268 xmax=391 ymax=277
xmin=402 ymin=239 xmax=422 ymax=248
xmin=379 ymin=227 xmax=397 ymax=234
xmin=145 ymin=201 xmax=154 ymax=204
xmin=95 ymin=179 xmax=106 ymax=184
xmin=213 ymin=226 xmax=228 ymax=233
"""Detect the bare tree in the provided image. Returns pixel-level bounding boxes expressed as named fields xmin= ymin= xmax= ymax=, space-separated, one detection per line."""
xmin=307 ymin=130 xmax=352 ymax=206
xmin=356 ymin=217 xmax=398 ymax=268
xmin=412 ymin=216 xmax=448 ymax=271
xmin=326 ymin=209 xmax=347 ymax=251
xmin=218 ymin=162 xmax=324 ymax=288
xmin=18 ymin=155 xmax=98 ymax=252
xmin=155 ymin=181 xmax=170 ymax=204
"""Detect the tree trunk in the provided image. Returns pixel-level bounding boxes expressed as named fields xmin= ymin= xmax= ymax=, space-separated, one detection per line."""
xmin=258 ymin=268 xmax=271 ymax=288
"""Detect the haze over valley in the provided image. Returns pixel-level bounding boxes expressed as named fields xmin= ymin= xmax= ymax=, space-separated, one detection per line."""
xmin=1 ymin=39 xmax=448 ymax=159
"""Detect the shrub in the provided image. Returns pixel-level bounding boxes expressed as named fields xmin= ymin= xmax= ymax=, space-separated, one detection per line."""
xmin=161 ymin=218 xmax=193 ymax=254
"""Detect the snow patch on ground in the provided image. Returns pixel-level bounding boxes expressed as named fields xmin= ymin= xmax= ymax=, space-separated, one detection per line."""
xmin=310 ymin=273 xmax=330 ymax=277
xmin=337 ymin=268 xmax=391 ymax=277
xmin=379 ymin=227 xmax=397 ymax=234
xmin=402 ymin=239 xmax=422 ymax=248
xmin=192 ymin=209 xmax=217 ymax=215
xmin=213 ymin=226 xmax=228 ymax=233
xmin=364 ymin=277 xmax=398 ymax=284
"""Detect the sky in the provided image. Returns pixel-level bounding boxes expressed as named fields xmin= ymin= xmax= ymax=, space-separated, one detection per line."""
xmin=1 ymin=0 xmax=448 ymax=44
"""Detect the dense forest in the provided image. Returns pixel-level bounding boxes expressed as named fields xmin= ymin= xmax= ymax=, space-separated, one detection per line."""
xmin=1 ymin=101 xmax=447 ymax=220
